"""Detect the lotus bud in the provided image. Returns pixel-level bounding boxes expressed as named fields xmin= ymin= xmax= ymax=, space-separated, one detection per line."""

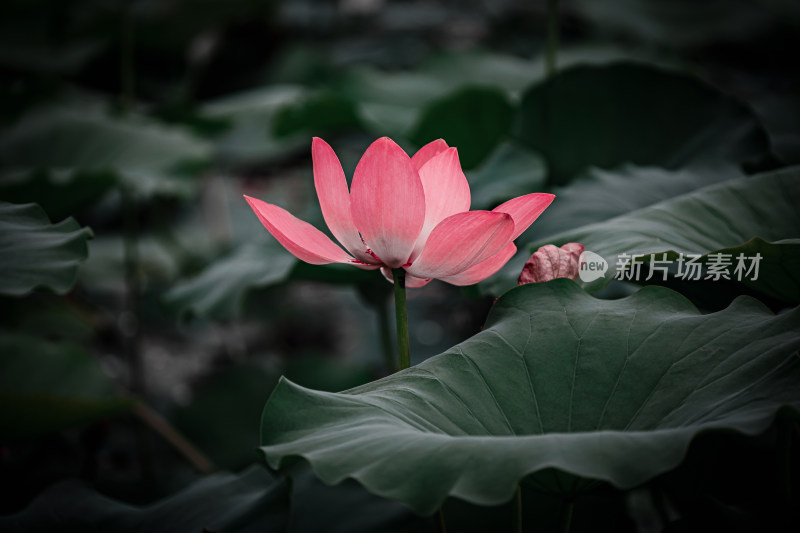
xmin=518 ymin=243 xmax=585 ymax=285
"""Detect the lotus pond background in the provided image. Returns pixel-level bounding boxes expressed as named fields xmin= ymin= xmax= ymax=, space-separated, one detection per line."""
xmin=1 ymin=1 xmax=799 ymax=531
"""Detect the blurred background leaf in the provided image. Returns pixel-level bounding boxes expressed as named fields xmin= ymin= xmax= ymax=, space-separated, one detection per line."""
xmin=0 ymin=202 xmax=92 ymax=296
xmin=0 ymin=465 xmax=290 ymax=533
xmin=514 ymin=62 xmax=773 ymax=185
xmin=0 ymin=333 xmax=132 ymax=437
xmin=164 ymin=243 xmax=297 ymax=320
xmin=467 ymin=141 xmax=547 ymax=209
xmin=410 ymin=86 xmax=513 ymax=170
xmin=0 ymin=103 xmax=212 ymax=199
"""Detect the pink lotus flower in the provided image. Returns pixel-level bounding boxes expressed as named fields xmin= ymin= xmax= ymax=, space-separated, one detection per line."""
xmin=245 ymin=137 xmax=554 ymax=288
xmin=518 ymin=243 xmax=585 ymax=285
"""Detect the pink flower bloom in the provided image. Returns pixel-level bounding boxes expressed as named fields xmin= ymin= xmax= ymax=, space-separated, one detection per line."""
xmin=245 ymin=137 xmax=554 ymax=288
xmin=518 ymin=243 xmax=585 ymax=285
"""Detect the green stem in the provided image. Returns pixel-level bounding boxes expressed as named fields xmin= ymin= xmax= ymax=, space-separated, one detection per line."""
xmin=545 ymin=0 xmax=559 ymax=78
xmin=392 ymin=269 xmax=410 ymax=370
xmin=515 ymin=485 xmax=522 ymax=533
xmin=438 ymin=506 xmax=447 ymax=533
xmin=560 ymin=500 xmax=574 ymax=533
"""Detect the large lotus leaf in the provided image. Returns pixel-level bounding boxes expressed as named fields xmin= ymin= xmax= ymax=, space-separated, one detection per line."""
xmin=536 ymin=166 xmax=800 ymax=305
xmin=0 ymin=333 xmax=132 ymax=436
xmin=0 ymin=202 xmax=91 ymax=296
xmin=514 ymin=62 xmax=772 ymax=184
xmin=259 ymin=280 xmax=800 ymax=515
xmin=409 ymin=86 xmax=514 ymax=170
xmin=0 ymin=104 xmax=211 ymax=197
xmin=0 ymin=465 xmax=290 ymax=533
xmin=530 ymin=163 xmax=742 ymax=241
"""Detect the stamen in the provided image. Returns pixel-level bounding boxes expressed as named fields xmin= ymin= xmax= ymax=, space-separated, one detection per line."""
xmin=360 ymin=234 xmax=382 ymax=262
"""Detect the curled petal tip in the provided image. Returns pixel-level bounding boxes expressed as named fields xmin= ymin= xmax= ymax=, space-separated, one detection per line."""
xmin=493 ymin=192 xmax=556 ymax=241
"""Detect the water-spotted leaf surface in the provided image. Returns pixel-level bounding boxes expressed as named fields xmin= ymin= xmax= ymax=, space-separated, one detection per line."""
xmin=514 ymin=62 xmax=772 ymax=184
xmin=0 ymin=104 xmax=211 ymax=198
xmin=0 ymin=465 xmax=290 ymax=533
xmin=0 ymin=333 xmax=132 ymax=436
xmin=536 ymin=167 xmax=800 ymax=304
xmin=0 ymin=202 xmax=92 ymax=296
xmin=259 ymin=280 xmax=800 ymax=515
xmin=409 ymin=86 xmax=514 ymax=170
xmin=164 ymin=243 xmax=297 ymax=320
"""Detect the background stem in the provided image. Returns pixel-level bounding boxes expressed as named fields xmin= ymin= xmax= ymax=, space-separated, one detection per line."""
xmin=545 ymin=0 xmax=559 ymax=78
xmin=515 ymin=485 xmax=523 ymax=533
xmin=560 ymin=499 xmax=574 ymax=533
xmin=392 ymin=269 xmax=410 ymax=370
xmin=120 ymin=7 xmax=134 ymax=112
xmin=133 ymin=401 xmax=215 ymax=474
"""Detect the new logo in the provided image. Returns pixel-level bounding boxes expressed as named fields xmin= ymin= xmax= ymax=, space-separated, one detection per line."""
xmin=578 ymin=251 xmax=608 ymax=282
